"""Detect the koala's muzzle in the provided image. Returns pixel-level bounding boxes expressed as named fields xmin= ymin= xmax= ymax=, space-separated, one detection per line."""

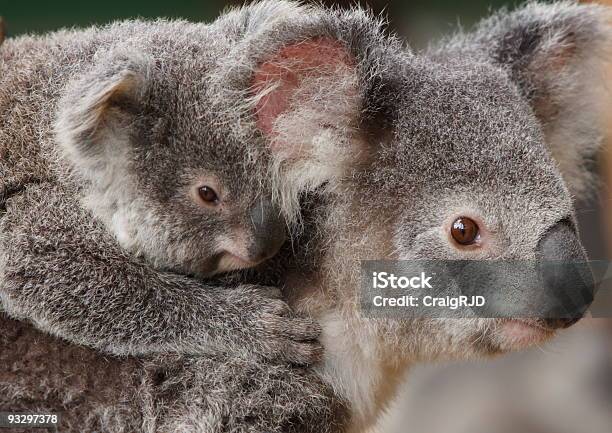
xmin=246 ymin=199 xmax=286 ymax=263
xmin=536 ymin=221 xmax=594 ymax=328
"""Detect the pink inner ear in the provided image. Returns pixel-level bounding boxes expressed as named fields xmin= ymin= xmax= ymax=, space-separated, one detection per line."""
xmin=252 ymin=37 xmax=354 ymax=138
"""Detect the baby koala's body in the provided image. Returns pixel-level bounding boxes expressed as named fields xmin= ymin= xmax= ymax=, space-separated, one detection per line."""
xmin=0 ymin=2 xmax=320 ymax=363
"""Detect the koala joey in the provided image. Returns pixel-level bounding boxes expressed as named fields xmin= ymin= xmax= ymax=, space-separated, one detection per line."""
xmin=242 ymin=2 xmax=612 ymax=432
xmin=0 ymin=4 xmax=321 ymax=364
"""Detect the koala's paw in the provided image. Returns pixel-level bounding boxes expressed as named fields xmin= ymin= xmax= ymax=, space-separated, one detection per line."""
xmin=230 ymin=286 xmax=323 ymax=366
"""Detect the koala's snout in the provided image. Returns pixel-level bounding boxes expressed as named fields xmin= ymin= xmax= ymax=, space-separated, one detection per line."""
xmin=213 ymin=200 xmax=286 ymax=274
xmin=536 ymin=220 xmax=594 ymax=326
xmin=246 ymin=199 xmax=286 ymax=263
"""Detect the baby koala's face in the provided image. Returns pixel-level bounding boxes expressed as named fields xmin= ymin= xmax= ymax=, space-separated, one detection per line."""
xmin=126 ymin=137 xmax=287 ymax=277
xmin=116 ymin=61 xmax=289 ymax=277
xmin=180 ymin=175 xmax=286 ymax=276
xmin=56 ymin=48 xmax=287 ymax=277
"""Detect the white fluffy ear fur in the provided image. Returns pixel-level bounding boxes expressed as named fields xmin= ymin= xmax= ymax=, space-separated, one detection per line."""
xmin=488 ymin=3 xmax=612 ymax=198
xmin=251 ymin=38 xmax=364 ymax=224
xmin=54 ymin=50 xmax=150 ymax=179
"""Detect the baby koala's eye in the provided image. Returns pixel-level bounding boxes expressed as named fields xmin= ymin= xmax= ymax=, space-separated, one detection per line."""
xmin=451 ymin=217 xmax=479 ymax=245
xmin=198 ymin=186 xmax=220 ymax=205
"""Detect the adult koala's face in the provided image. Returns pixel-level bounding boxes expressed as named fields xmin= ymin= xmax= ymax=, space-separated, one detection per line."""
xmin=56 ymin=45 xmax=286 ymax=277
xmin=363 ymin=61 xmax=586 ymax=355
xmin=354 ymin=3 xmax=612 ymax=357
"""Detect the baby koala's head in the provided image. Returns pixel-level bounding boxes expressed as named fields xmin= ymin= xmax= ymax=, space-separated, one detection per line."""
xmin=55 ymin=39 xmax=286 ymax=277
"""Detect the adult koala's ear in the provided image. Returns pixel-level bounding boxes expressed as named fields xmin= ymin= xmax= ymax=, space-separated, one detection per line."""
xmin=55 ymin=49 xmax=151 ymax=179
xmin=473 ymin=2 xmax=612 ymax=197
xmin=251 ymin=37 xmax=364 ymax=216
xmin=250 ymin=37 xmax=366 ymax=222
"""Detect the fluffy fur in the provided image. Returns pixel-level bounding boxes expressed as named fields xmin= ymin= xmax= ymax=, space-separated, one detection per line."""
xmin=0 ymin=313 xmax=344 ymax=433
xmin=1 ymin=2 xmax=611 ymax=433
xmin=0 ymin=2 xmax=344 ymax=432
xmin=0 ymin=3 xmax=329 ymax=360
xmin=255 ymin=1 xmax=612 ymax=431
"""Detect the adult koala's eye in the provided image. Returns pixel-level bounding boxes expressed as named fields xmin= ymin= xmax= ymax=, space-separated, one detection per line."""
xmin=198 ymin=186 xmax=219 ymax=205
xmin=451 ymin=217 xmax=479 ymax=245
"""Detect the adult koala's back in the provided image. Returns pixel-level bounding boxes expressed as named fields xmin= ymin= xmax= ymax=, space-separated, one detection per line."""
xmin=0 ymin=311 xmax=341 ymax=433
xmin=0 ymin=314 xmax=146 ymax=432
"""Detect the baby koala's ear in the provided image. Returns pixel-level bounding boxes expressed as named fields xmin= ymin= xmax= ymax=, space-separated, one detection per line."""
xmin=252 ymin=37 xmax=363 ymax=181
xmin=478 ymin=3 xmax=612 ymax=197
xmin=55 ymin=49 xmax=151 ymax=174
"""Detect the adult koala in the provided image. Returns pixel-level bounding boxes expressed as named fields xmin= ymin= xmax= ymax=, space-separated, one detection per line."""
xmin=248 ymin=1 xmax=611 ymax=431
xmin=1 ymin=2 xmax=611 ymax=433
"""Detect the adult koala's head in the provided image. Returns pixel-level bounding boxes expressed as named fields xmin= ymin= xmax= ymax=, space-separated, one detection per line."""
xmin=55 ymin=33 xmax=286 ymax=277
xmin=252 ymin=2 xmax=611 ymax=359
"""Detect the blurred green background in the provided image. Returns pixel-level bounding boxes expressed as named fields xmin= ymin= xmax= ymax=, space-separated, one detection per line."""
xmin=1 ymin=0 xmax=514 ymax=47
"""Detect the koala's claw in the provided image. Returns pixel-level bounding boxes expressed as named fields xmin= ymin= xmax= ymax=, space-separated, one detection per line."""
xmin=282 ymin=341 xmax=324 ymax=365
xmin=236 ymin=286 xmax=323 ymax=366
xmin=281 ymin=317 xmax=321 ymax=341
xmin=260 ymin=313 xmax=323 ymax=365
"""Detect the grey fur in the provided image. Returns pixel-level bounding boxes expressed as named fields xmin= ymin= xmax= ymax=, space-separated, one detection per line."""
xmin=256 ymin=1 xmax=612 ymax=430
xmin=0 ymin=313 xmax=344 ymax=433
xmin=0 ymin=3 xmax=348 ymax=432
xmin=432 ymin=1 xmax=612 ymax=198
xmin=0 ymin=3 xmax=324 ymax=362
xmin=1 ymin=1 xmax=611 ymax=433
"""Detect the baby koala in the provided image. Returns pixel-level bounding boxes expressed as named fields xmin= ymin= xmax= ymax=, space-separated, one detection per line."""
xmin=0 ymin=3 xmax=320 ymax=364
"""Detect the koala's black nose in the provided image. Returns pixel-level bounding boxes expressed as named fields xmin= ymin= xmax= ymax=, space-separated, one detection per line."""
xmin=247 ymin=199 xmax=286 ymax=263
xmin=536 ymin=220 xmax=594 ymax=325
